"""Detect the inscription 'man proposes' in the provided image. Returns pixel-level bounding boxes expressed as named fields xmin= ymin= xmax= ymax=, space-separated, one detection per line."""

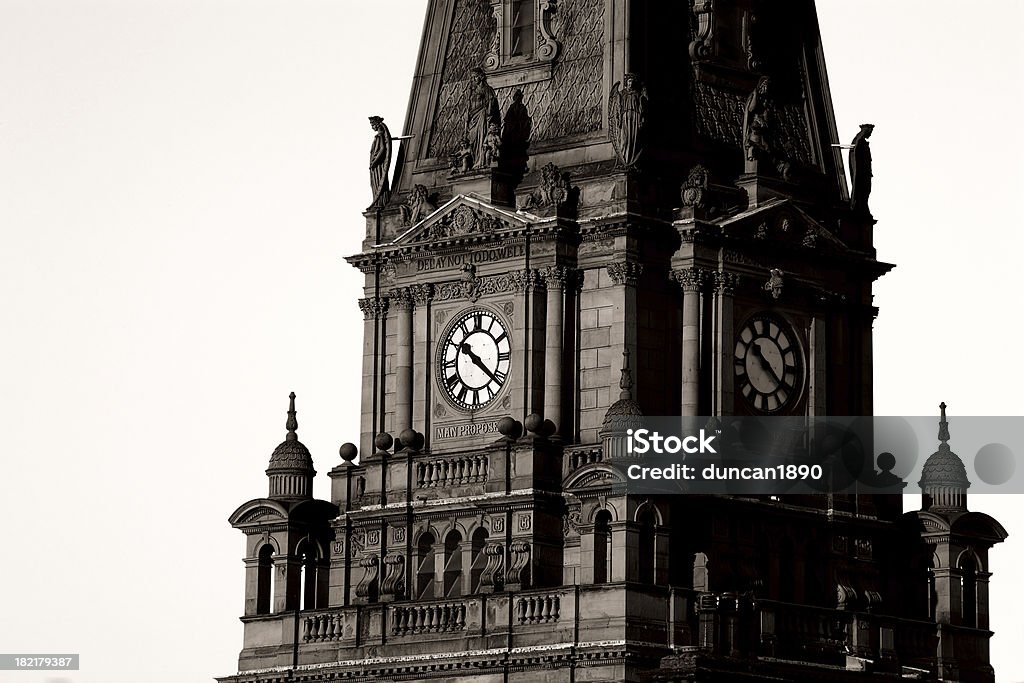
xmin=435 ymin=421 xmax=500 ymax=440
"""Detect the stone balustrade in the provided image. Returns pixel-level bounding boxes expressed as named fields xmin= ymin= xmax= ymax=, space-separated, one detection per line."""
xmin=416 ymin=455 xmax=488 ymax=488
xmin=391 ymin=600 xmax=468 ymax=635
xmin=301 ymin=611 xmax=347 ymax=642
xmin=516 ymin=592 xmax=561 ymax=624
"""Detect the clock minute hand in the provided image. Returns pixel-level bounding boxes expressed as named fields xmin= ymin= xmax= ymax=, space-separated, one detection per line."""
xmin=460 ymin=342 xmax=498 ymax=382
xmin=751 ymin=341 xmax=783 ymax=384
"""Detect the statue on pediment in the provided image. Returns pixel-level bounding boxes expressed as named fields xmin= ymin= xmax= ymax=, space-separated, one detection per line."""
xmin=849 ymin=124 xmax=875 ymax=215
xmin=368 ymin=116 xmax=392 ymax=209
xmin=467 ymin=67 xmax=500 ymax=170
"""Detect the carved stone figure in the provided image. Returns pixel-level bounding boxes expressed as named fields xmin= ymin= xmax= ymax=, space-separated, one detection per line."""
xmin=483 ymin=121 xmax=502 ymax=166
xmin=764 ymin=268 xmax=784 ymax=299
xmin=400 ymin=184 xmax=437 ymax=226
xmin=849 ymin=123 xmax=874 ymax=215
xmin=743 ymin=76 xmax=771 ymax=167
xmin=467 ymin=67 xmax=500 ymax=169
xmin=521 ymin=162 xmax=573 ymax=213
xmin=368 ymin=116 xmax=392 ymax=209
xmin=609 ymin=73 xmax=647 ymax=170
xmin=450 ymin=137 xmax=474 ymax=175
xmin=681 ymin=165 xmax=711 ymax=207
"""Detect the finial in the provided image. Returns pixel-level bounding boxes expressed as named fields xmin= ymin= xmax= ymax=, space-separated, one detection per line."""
xmin=937 ymin=401 xmax=950 ymax=448
xmin=286 ymin=392 xmax=298 ymax=442
xmin=618 ymin=349 xmax=634 ymax=400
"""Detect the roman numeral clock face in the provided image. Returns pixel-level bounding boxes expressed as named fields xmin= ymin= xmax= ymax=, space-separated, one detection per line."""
xmin=734 ymin=316 xmax=803 ymax=413
xmin=437 ymin=309 xmax=511 ymax=411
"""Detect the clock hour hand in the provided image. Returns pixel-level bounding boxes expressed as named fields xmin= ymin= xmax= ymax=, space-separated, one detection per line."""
xmin=751 ymin=341 xmax=783 ymax=385
xmin=459 ymin=342 xmax=498 ymax=382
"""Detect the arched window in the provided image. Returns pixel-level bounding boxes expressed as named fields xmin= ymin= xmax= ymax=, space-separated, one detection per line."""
xmin=256 ymin=544 xmax=275 ymax=615
xmin=959 ymin=554 xmax=978 ymax=628
xmin=637 ymin=508 xmax=656 ymax=584
xmin=298 ymin=542 xmax=319 ymax=611
xmin=510 ymin=0 xmax=535 ymax=58
xmin=469 ymin=528 xmax=489 ymax=593
xmin=594 ymin=510 xmax=613 ymax=584
xmin=444 ymin=531 xmax=464 ymax=597
xmin=416 ymin=533 xmax=436 ymax=600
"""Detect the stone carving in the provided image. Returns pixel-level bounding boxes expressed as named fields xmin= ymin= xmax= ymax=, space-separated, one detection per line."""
xmin=540 ymin=265 xmax=569 ymax=289
xmin=681 ymin=165 xmax=711 ymax=207
xmin=755 ymin=222 xmax=768 ymax=240
xmin=802 ymin=227 xmax=818 ymax=249
xmin=409 ymin=283 xmax=434 ymax=306
xmin=522 ymin=162 xmax=572 ymax=211
xmin=483 ymin=121 xmax=502 ymax=166
xmin=607 ymin=261 xmax=643 ymax=287
xmin=389 ymin=287 xmax=414 ymax=310
xmin=508 ymin=540 xmax=531 ymax=588
xmin=764 ymin=268 xmax=784 ymax=299
xmin=355 ymin=554 xmax=379 ymax=599
xmin=483 ymin=1 xmax=502 ymax=71
xmin=714 ymin=271 xmax=740 ymax=295
xmin=689 ymin=0 xmax=716 ymax=59
xmin=743 ymin=76 xmax=799 ymax=180
xmin=368 ymin=116 xmax=392 ymax=209
xmin=849 ymin=124 xmax=875 ymax=216
xmin=673 ymin=267 xmax=709 ymax=293
xmin=518 ymin=514 xmax=532 ymax=531
xmin=491 ymin=516 xmax=505 ymax=533
xmin=400 ymin=184 xmax=437 ymax=226
xmin=450 ymin=137 xmax=474 ymax=175
xmin=358 ymin=297 xmax=389 ymax=320
xmin=743 ymin=77 xmax=771 ymax=167
xmin=562 ymin=508 xmax=582 ymax=536
xmin=420 ymin=205 xmax=503 ymax=242
xmin=609 ymin=73 xmax=647 ymax=170
xmin=433 ymin=268 xmax=539 ymax=302
xmin=480 ymin=542 xmax=504 ymax=590
xmin=381 ymin=552 xmax=405 ymax=599
xmin=467 ymin=67 xmax=500 ymax=170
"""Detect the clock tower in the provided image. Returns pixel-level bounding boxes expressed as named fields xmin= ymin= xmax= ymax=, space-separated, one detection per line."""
xmin=220 ymin=1 xmax=1007 ymax=682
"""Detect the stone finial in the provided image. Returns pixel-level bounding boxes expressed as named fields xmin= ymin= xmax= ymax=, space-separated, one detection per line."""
xmin=285 ymin=392 xmax=298 ymax=442
xmin=938 ymin=401 xmax=950 ymax=446
xmin=619 ymin=349 xmax=634 ymax=401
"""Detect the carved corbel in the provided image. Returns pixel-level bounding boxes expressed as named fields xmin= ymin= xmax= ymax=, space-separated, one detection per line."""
xmin=354 ymin=554 xmax=379 ymax=600
xmin=380 ymin=552 xmax=405 ymax=600
xmin=507 ymin=540 xmax=531 ymax=589
xmin=689 ymin=0 xmax=717 ymax=60
xmin=480 ymin=542 xmax=505 ymax=591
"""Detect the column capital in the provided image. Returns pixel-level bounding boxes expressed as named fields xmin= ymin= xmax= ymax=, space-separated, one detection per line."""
xmin=714 ymin=271 xmax=740 ymax=295
xmin=389 ymin=287 xmax=415 ymax=310
xmin=511 ymin=268 xmax=542 ymax=293
xmin=672 ymin=266 xmax=711 ymax=293
xmin=358 ymin=297 xmax=390 ymax=320
xmin=540 ymin=265 xmax=570 ymax=290
xmin=409 ymin=283 xmax=434 ymax=306
xmin=607 ymin=261 xmax=643 ymax=286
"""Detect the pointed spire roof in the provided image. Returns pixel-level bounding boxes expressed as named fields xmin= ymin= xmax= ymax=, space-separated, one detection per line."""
xmin=268 ymin=391 xmax=314 ymax=472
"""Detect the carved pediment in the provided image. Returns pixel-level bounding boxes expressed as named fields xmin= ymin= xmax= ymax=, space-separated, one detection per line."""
xmin=228 ymin=499 xmax=289 ymax=527
xmin=563 ymin=462 xmax=627 ymax=491
xmin=390 ymin=195 xmax=532 ymax=247
xmin=717 ymin=199 xmax=846 ymax=252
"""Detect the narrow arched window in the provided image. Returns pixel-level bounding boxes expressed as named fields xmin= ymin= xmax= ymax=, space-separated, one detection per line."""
xmin=960 ymin=554 xmax=978 ymax=628
xmin=444 ymin=531 xmax=464 ymax=597
xmin=469 ymin=528 xmax=489 ymax=593
xmin=594 ymin=510 xmax=612 ymax=584
xmin=637 ymin=508 xmax=656 ymax=584
xmin=416 ymin=533 xmax=436 ymax=600
xmin=256 ymin=544 xmax=275 ymax=615
xmin=298 ymin=542 xmax=319 ymax=611
xmin=510 ymin=0 xmax=535 ymax=58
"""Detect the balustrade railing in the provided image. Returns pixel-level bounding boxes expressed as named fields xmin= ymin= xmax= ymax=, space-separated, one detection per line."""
xmin=302 ymin=611 xmax=347 ymax=642
xmin=416 ymin=455 xmax=487 ymax=488
xmin=516 ymin=593 xmax=561 ymax=624
xmin=391 ymin=601 xmax=467 ymax=635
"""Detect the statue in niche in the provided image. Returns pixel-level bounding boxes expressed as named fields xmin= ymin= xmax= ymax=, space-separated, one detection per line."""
xmin=450 ymin=137 xmax=474 ymax=175
xmin=400 ymin=184 xmax=437 ymax=226
xmin=368 ymin=116 xmax=392 ymax=209
xmin=849 ymin=123 xmax=875 ymax=215
xmin=609 ymin=73 xmax=647 ymax=170
xmin=466 ymin=67 xmax=500 ymax=170
xmin=501 ymin=89 xmax=531 ymax=174
xmin=483 ymin=121 xmax=502 ymax=166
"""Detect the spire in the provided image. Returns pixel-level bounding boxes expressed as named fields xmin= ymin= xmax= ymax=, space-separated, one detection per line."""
xmin=618 ymin=349 xmax=634 ymax=401
xmin=937 ymin=401 xmax=950 ymax=448
xmin=285 ymin=391 xmax=298 ymax=442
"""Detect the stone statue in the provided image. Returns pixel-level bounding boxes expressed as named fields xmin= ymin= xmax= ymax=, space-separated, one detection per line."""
xmin=609 ymin=73 xmax=647 ymax=170
xmin=743 ymin=76 xmax=771 ymax=168
xmin=400 ymin=184 xmax=437 ymax=226
xmin=368 ymin=116 xmax=392 ymax=209
xmin=450 ymin=137 xmax=474 ymax=175
xmin=466 ymin=67 xmax=500 ymax=170
xmin=849 ymin=123 xmax=874 ymax=215
xmin=483 ymin=121 xmax=502 ymax=166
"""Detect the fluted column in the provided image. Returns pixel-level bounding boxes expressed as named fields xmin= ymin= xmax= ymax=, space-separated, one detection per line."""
xmin=391 ymin=287 xmax=414 ymax=433
xmin=541 ymin=266 xmax=568 ymax=436
xmin=607 ymin=261 xmax=643 ymax=400
xmin=674 ymin=267 xmax=707 ymax=416
xmin=713 ymin=272 xmax=739 ymax=416
xmin=358 ymin=297 xmax=388 ymax=456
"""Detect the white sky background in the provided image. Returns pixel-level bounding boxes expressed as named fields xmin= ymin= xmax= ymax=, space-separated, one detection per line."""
xmin=0 ymin=1 xmax=1021 ymax=681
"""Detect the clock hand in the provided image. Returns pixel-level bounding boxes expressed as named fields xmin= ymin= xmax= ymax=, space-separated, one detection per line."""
xmin=459 ymin=342 xmax=498 ymax=382
xmin=751 ymin=341 xmax=783 ymax=385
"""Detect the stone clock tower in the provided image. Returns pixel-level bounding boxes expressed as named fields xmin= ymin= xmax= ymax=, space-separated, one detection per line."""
xmin=220 ymin=1 xmax=1007 ymax=682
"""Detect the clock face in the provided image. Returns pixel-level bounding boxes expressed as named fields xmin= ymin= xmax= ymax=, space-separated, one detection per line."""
xmin=437 ymin=309 xmax=511 ymax=411
xmin=734 ymin=316 xmax=803 ymax=413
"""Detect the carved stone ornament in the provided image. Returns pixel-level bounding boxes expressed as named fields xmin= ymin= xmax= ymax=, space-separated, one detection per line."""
xmin=849 ymin=123 xmax=875 ymax=216
xmin=389 ymin=287 xmax=415 ymax=310
xmin=481 ymin=542 xmax=505 ymax=590
xmin=354 ymin=554 xmax=379 ymax=599
xmin=607 ymin=261 xmax=643 ymax=287
xmin=673 ymin=267 xmax=709 ymax=293
xmin=764 ymin=268 xmax=784 ymax=300
xmin=400 ymin=184 xmax=437 ymax=226
xmin=358 ymin=297 xmax=389 ymax=320
xmin=689 ymin=0 xmax=716 ymax=60
xmin=609 ymin=74 xmax=647 ymax=170
xmin=523 ymin=162 xmax=569 ymax=209
xmin=540 ymin=265 xmax=569 ymax=289
xmin=508 ymin=540 xmax=531 ymax=588
xmin=484 ymin=1 xmax=561 ymax=79
xmin=409 ymin=283 xmax=434 ymax=306
xmin=465 ymin=67 xmax=500 ymax=171
xmin=380 ymin=552 xmax=405 ymax=599
xmin=681 ymin=165 xmax=711 ymax=208
xmin=714 ymin=271 xmax=740 ymax=295
xmin=433 ymin=267 xmax=539 ymax=302
xmin=419 ymin=205 xmax=504 ymax=242
xmin=368 ymin=116 xmax=392 ymax=209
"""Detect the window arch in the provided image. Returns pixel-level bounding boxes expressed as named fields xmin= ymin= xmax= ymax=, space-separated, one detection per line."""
xmin=444 ymin=530 xmax=464 ymax=597
xmin=297 ymin=541 xmax=321 ymax=611
xmin=469 ymin=528 xmax=489 ymax=593
xmin=416 ymin=532 xmax=436 ymax=600
xmin=256 ymin=544 xmax=275 ymax=615
xmin=594 ymin=510 xmax=613 ymax=584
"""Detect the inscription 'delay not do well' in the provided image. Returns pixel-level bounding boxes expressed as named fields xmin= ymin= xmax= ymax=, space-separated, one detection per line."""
xmin=416 ymin=245 xmax=526 ymax=272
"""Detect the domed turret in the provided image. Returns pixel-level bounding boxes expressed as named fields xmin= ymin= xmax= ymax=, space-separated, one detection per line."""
xmin=601 ymin=350 xmax=643 ymax=459
xmin=266 ymin=392 xmax=315 ymax=501
xmin=919 ymin=402 xmax=970 ymax=511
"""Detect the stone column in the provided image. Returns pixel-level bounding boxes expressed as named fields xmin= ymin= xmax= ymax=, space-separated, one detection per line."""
xmin=390 ymin=288 xmax=415 ymax=434
xmin=607 ymin=261 xmax=643 ymax=398
xmin=358 ymin=297 xmax=388 ymax=457
xmin=713 ymin=272 xmax=739 ymax=416
xmin=674 ymin=267 xmax=707 ymax=416
xmin=541 ymin=266 xmax=568 ymax=435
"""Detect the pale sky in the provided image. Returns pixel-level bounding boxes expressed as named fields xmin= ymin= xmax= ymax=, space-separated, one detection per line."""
xmin=0 ymin=1 xmax=1021 ymax=682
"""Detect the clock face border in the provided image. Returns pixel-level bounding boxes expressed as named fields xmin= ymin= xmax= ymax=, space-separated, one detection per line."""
xmin=734 ymin=313 xmax=805 ymax=414
xmin=435 ymin=306 xmax=512 ymax=413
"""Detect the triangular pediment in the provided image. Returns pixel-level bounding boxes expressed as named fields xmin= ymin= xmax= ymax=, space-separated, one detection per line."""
xmin=385 ymin=195 xmax=535 ymax=248
xmin=716 ymin=199 xmax=846 ymax=251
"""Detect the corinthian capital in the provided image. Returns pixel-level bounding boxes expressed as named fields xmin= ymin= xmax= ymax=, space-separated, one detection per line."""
xmin=607 ymin=261 xmax=643 ymax=286
xmin=672 ymin=267 xmax=710 ymax=293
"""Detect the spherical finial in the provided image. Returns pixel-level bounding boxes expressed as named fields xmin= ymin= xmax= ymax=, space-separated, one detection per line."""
xmin=497 ymin=416 xmax=523 ymax=439
xmin=877 ymin=452 xmax=896 ymax=473
xmin=339 ymin=442 xmax=357 ymax=463
xmin=524 ymin=413 xmax=543 ymax=434
xmin=374 ymin=432 xmax=394 ymax=452
xmin=399 ymin=428 xmax=417 ymax=447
